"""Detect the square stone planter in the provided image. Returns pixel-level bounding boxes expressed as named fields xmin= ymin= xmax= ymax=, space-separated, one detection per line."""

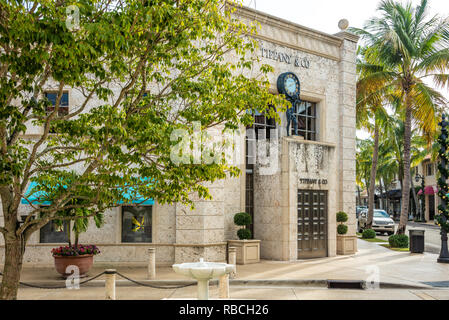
xmin=228 ymin=240 xmax=260 ymax=264
xmin=336 ymin=234 xmax=357 ymax=255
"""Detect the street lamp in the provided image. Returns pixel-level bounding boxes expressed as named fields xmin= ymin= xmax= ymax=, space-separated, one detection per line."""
xmin=415 ymin=173 xmax=425 ymax=222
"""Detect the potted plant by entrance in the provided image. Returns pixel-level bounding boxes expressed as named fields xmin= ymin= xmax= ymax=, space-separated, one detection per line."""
xmin=52 ymin=244 xmax=100 ymax=278
xmin=336 ymin=211 xmax=357 ymax=255
xmin=51 ymin=203 xmax=104 ymax=278
xmin=227 ymin=212 xmax=260 ymax=264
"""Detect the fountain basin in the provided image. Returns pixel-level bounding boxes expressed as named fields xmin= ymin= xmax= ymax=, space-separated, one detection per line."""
xmin=172 ymin=258 xmax=236 ymax=300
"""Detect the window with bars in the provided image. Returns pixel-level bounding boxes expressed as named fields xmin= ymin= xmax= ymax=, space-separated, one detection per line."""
xmin=45 ymin=92 xmax=69 ymax=116
xmin=426 ymin=163 xmax=434 ymax=176
xmin=245 ymin=108 xmax=276 ymax=237
xmin=40 ymin=220 xmax=70 ymax=243
xmin=290 ymin=100 xmax=317 ymax=141
xmin=245 ymin=108 xmax=276 ymax=167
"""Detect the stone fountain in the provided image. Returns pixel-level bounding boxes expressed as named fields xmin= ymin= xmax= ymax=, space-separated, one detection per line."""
xmin=172 ymin=258 xmax=236 ymax=300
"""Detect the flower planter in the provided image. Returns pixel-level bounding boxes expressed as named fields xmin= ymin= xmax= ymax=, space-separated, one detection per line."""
xmin=228 ymin=240 xmax=260 ymax=264
xmin=336 ymin=234 xmax=357 ymax=255
xmin=53 ymin=254 xmax=94 ymax=278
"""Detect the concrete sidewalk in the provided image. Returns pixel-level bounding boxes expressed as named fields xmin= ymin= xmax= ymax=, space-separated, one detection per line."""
xmin=10 ymin=239 xmax=449 ymax=299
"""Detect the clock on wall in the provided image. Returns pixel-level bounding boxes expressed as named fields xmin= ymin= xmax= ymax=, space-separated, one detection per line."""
xmin=277 ymin=72 xmax=300 ymax=100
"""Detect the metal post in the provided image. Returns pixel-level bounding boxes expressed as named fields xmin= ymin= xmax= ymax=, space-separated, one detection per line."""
xmin=228 ymin=247 xmax=237 ymax=279
xmin=421 ymin=178 xmax=426 ymax=222
xmin=105 ymin=269 xmax=116 ymax=300
xmin=148 ymin=247 xmax=156 ymax=280
xmin=438 ymin=229 xmax=449 ymax=263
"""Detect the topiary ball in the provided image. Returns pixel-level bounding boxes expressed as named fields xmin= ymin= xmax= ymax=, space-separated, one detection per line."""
xmin=336 ymin=211 xmax=348 ymax=223
xmin=337 ymin=224 xmax=348 ymax=235
xmin=237 ymin=228 xmax=252 ymax=240
xmin=362 ymin=229 xmax=376 ymax=239
xmin=234 ymin=212 xmax=252 ymax=226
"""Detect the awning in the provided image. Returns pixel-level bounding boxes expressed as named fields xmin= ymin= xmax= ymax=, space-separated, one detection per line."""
xmin=417 ymin=186 xmax=438 ymax=195
xmin=21 ymin=181 xmax=154 ymax=205
xmin=386 ymin=189 xmax=402 ymax=199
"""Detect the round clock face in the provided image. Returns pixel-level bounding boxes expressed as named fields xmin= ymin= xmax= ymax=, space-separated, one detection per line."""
xmin=285 ymin=77 xmax=297 ymax=96
xmin=277 ymin=72 xmax=300 ymax=99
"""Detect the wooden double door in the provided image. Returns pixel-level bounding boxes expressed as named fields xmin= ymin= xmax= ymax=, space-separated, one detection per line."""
xmin=297 ymin=190 xmax=328 ymax=259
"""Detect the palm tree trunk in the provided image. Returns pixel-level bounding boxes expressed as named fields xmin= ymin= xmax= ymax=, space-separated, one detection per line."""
xmin=357 ymin=186 xmax=362 ymax=206
xmin=384 ymin=180 xmax=390 ymax=214
xmin=367 ymin=122 xmax=380 ymax=229
xmin=379 ymin=182 xmax=384 ymax=209
xmin=410 ymin=168 xmax=421 ymax=221
xmin=397 ymin=103 xmax=412 ymax=234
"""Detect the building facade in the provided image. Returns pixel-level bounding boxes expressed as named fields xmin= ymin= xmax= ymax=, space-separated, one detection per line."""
xmin=416 ymin=156 xmax=440 ymax=222
xmin=0 ymin=6 xmax=359 ymax=265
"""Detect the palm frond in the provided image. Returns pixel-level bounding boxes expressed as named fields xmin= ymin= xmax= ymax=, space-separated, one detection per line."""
xmin=410 ymin=82 xmax=446 ymax=139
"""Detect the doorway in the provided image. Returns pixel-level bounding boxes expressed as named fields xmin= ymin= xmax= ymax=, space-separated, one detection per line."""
xmin=297 ymin=190 xmax=328 ymax=259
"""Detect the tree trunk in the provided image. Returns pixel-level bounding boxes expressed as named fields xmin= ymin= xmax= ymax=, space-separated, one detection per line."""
xmin=0 ymin=237 xmax=25 ymax=300
xmin=357 ymin=186 xmax=362 ymax=206
xmin=384 ymin=180 xmax=390 ymax=215
xmin=367 ymin=122 xmax=380 ymax=229
xmin=397 ymin=103 xmax=412 ymax=235
xmin=410 ymin=168 xmax=421 ymax=221
xmin=75 ymin=231 xmax=79 ymax=248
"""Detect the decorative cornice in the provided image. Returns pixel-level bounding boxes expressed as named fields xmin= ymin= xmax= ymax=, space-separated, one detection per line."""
xmin=232 ymin=4 xmax=343 ymax=46
xmin=333 ymin=31 xmax=360 ymax=43
xmin=230 ymin=4 xmax=348 ymax=61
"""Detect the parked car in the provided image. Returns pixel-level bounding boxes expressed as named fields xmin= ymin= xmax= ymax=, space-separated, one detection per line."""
xmin=358 ymin=209 xmax=395 ymax=235
xmin=356 ymin=206 xmax=367 ymax=218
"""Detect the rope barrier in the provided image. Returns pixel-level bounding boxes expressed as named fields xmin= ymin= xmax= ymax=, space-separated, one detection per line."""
xmin=115 ymin=271 xmax=197 ymax=289
xmin=0 ymin=270 xmax=203 ymax=290
xmin=0 ymin=270 xmax=106 ymax=289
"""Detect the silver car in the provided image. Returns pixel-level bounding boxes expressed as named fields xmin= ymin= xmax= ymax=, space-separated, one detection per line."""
xmin=358 ymin=209 xmax=395 ymax=235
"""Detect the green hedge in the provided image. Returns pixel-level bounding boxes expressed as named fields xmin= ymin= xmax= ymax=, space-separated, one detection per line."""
xmin=362 ymin=229 xmax=376 ymax=239
xmin=388 ymin=234 xmax=409 ymax=248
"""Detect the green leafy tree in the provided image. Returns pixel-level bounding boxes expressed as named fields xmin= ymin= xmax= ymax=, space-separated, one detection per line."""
xmin=356 ymin=138 xmax=374 ymax=201
xmin=0 ymin=0 xmax=285 ymax=299
xmin=351 ymin=0 xmax=449 ymax=234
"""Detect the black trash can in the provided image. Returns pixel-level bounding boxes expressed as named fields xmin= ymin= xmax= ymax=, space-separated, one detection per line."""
xmin=409 ymin=229 xmax=425 ymax=253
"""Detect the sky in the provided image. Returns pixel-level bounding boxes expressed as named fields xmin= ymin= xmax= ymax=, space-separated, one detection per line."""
xmin=242 ymin=0 xmax=449 ymax=140
xmin=242 ymin=0 xmax=449 ymax=34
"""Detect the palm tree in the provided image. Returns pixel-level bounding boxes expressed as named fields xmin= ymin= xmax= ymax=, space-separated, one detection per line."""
xmin=377 ymin=141 xmax=399 ymax=213
xmin=351 ymin=0 xmax=449 ymax=234
xmin=379 ymin=113 xmax=432 ymax=220
xmin=356 ymin=46 xmax=391 ymax=229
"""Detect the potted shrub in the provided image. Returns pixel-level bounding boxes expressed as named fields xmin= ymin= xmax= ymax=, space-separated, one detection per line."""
xmin=336 ymin=211 xmax=357 ymax=255
xmin=51 ymin=202 xmax=104 ymax=278
xmin=227 ymin=212 xmax=260 ymax=264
